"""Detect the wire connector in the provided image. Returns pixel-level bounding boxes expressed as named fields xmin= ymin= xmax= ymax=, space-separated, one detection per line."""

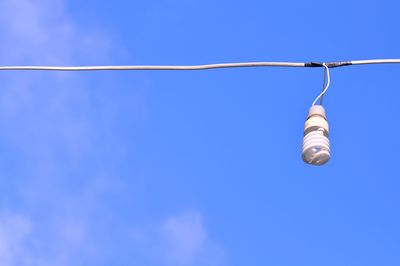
xmin=305 ymin=62 xmax=325 ymax=67
xmin=326 ymin=61 xmax=352 ymax=68
xmin=305 ymin=61 xmax=352 ymax=68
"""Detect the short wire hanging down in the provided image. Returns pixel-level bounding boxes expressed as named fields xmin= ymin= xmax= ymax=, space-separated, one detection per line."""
xmin=312 ymin=63 xmax=330 ymax=106
xmin=319 ymin=66 xmax=328 ymax=105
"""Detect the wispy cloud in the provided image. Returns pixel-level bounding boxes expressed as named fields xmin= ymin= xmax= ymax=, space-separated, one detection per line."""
xmin=131 ymin=210 xmax=227 ymax=266
xmin=0 ymin=0 xmax=129 ymax=265
xmin=0 ymin=0 xmax=112 ymax=64
xmin=0 ymin=212 xmax=33 ymax=266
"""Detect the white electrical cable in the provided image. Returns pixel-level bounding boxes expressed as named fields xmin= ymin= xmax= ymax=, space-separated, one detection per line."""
xmin=0 ymin=62 xmax=305 ymax=71
xmin=312 ymin=63 xmax=330 ymax=106
xmin=351 ymin=59 xmax=400 ymax=66
xmin=0 ymin=59 xmax=399 ymax=71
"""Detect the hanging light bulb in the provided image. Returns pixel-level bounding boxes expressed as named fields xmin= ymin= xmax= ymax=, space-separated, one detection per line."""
xmin=302 ymin=63 xmax=331 ymax=166
xmin=302 ymin=105 xmax=330 ymax=165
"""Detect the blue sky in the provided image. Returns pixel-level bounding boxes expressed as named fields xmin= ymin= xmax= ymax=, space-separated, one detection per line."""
xmin=0 ymin=0 xmax=399 ymax=265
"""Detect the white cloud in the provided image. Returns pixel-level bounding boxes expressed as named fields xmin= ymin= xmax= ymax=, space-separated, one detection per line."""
xmin=0 ymin=0 xmax=107 ymax=164
xmin=0 ymin=178 xmax=116 ymax=266
xmin=161 ymin=211 xmax=207 ymax=263
xmin=0 ymin=0 xmax=112 ymax=64
xmin=0 ymin=1 xmax=225 ymax=265
xmin=0 ymin=0 xmax=128 ymax=265
xmin=0 ymin=212 xmax=33 ymax=266
xmin=131 ymin=210 xmax=227 ymax=266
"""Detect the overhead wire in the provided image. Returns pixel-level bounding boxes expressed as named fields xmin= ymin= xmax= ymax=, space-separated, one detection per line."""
xmin=0 ymin=58 xmax=399 ymax=108
xmin=351 ymin=59 xmax=400 ymax=66
xmin=0 ymin=59 xmax=399 ymax=71
xmin=0 ymin=62 xmax=305 ymax=71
